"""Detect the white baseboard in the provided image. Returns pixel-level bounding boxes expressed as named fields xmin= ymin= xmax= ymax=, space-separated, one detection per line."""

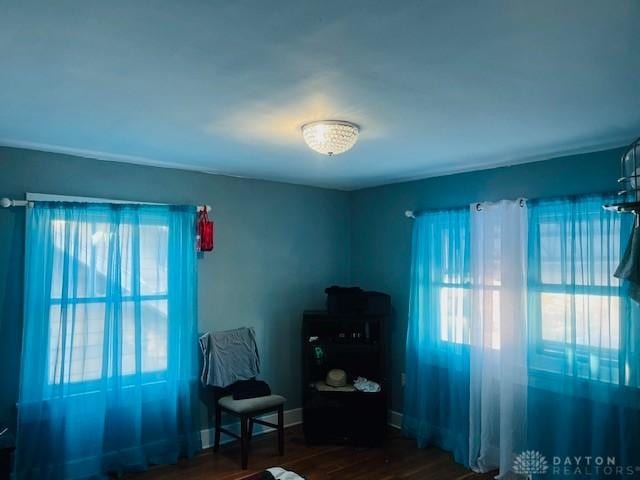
xmin=201 ymin=407 xmax=401 ymax=448
xmin=387 ymin=410 xmax=403 ymax=430
xmin=200 ymin=407 xmax=302 ymax=449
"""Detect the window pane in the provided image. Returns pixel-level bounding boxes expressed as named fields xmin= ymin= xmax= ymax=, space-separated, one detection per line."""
xmin=538 ymin=219 xmax=621 ymax=287
xmin=575 ymin=294 xmax=619 ymax=349
xmin=51 ymin=221 xmax=110 ymax=299
xmin=47 ymin=217 xmax=170 ymax=385
xmin=440 ymin=228 xmax=469 ymax=284
xmin=539 ymin=293 xmax=570 ymax=343
xmin=439 ymin=287 xmax=469 ymax=344
xmin=540 ymin=293 xmax=619 ymax=350
xmin=118 ymin=223 xmax=134 ymax=296
xmin=119 ymin=300 xmax=168 ymax=375
xmin=539 ymin=222 xmax=562 ymax=284
xmin=139 ymin=225 xmax=168 ymax=295
xmin=121 ymin=301 xmax=136 ymax=375
xmin=141 ymin=299 xmax=168 ymax=372
xmin=50 ymin=221 xmax=169 ymax=299
xmin=49 ymin=303 xmax=105 ymax=383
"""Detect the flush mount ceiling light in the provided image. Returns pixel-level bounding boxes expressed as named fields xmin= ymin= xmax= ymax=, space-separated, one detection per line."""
xmin=301 ymin=120 xmax=360 ymax=156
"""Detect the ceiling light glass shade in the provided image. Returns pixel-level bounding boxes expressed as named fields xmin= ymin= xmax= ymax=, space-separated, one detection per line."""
xmin=301 ymin=120 xmax=359 ymax=156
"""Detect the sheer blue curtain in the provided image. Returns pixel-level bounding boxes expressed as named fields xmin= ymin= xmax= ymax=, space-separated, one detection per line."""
xmin=15 ymin=202 xmax=201 ymax=479
xmin=405 ymin=195 xmax=640 ymax=477
xmin=403 ymin=208 xmax=471 ymax=466
xmin=527 ymin=194 xmax=640 ymax=474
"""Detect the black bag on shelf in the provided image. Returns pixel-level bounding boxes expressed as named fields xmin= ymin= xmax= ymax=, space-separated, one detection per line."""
xmin=325 ymin=286 xmax=365 ymax=314
xmin=325 ymin=286 xmax=391 ymax=315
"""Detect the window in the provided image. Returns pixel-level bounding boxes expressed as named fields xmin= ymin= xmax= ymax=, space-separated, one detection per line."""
xmin=410 ymin=194 xmax=634 ymax=399
xmin=424 ymin=212 xmax=471 ymax=345
xmin=532 ymin=212 xmax=622 ymax=350
xmin=528 ymin=197 xmax=627 ymax=384
xmin=437 ymin=220 xmax=503 ymax=349
xmin=40 ymin=197 xmax=171 ymax=385
xmin=19 ymin=198 xmax=200 ymax=478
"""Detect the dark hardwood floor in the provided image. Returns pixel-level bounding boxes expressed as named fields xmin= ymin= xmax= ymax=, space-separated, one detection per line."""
xmin=126 ymin=426 xmax=495 ymax=480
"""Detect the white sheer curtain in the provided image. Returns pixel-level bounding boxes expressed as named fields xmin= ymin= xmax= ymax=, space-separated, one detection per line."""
xmin=469 ymin=200 xmax=528 ymax=478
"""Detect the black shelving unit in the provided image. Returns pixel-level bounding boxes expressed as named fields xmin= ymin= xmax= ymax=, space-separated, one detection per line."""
xmin=301 ymin=310 xmax=388 ymax=445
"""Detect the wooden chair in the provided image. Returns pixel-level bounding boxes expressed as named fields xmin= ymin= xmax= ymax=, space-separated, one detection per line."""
xmin=213 ymin=394 xmax=286 ymax=469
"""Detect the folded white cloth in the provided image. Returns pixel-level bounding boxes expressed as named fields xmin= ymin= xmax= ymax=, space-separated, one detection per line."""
xmin=353 ymin=376 xmax=381 ymax=393
xmin=266 ymin=467 xmax=305 ymax=480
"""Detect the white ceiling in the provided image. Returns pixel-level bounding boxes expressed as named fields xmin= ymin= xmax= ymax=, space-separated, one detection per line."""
xmin=1 ymin=0 xmax=639 ymax=189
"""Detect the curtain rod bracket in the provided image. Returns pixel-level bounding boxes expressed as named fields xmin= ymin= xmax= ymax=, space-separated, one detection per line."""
xmin=1 ymin=198 xmax=31 ymax=208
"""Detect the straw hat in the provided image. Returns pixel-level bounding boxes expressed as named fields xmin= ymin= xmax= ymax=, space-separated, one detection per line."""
xmin=325 ymin=369 xmax=347 ymax=387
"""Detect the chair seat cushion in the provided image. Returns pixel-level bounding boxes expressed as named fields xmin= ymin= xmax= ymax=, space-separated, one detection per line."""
xmin=219 ymin=394 xmax=286 ymax=414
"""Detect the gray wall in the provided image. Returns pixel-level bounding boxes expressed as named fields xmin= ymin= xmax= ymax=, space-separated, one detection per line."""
xmin=349 ymin=147 xmax=625 ymax=412
xmin=0 ymin=146 xmax=351 ymax=430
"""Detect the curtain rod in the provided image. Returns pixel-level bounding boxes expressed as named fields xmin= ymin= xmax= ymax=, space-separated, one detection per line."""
xmin=0 ymin=197 xmax=211 ymax=212
xmin=405 ymin=198 xmax=526 ymax=219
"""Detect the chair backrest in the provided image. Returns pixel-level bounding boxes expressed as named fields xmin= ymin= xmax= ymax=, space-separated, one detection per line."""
xmin=199 ymin=327 xmax=260 ymax=389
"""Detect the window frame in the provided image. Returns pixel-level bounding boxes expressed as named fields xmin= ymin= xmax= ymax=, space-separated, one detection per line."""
xmin=527 ymin=204 xmax=625 ymax=383
xmin=427 ymin=216 xmax=472 ymax=347
xmin=31 ymin=193 xmax=173 ymax=388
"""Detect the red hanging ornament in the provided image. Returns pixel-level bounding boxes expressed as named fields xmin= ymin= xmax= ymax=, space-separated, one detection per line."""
xmin=197 ymin=208 xmax=214 ymax=252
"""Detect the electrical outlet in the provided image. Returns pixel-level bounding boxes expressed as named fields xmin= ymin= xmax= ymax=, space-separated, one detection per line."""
xmin=401 ymin=372 xmax=406 ymax=387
